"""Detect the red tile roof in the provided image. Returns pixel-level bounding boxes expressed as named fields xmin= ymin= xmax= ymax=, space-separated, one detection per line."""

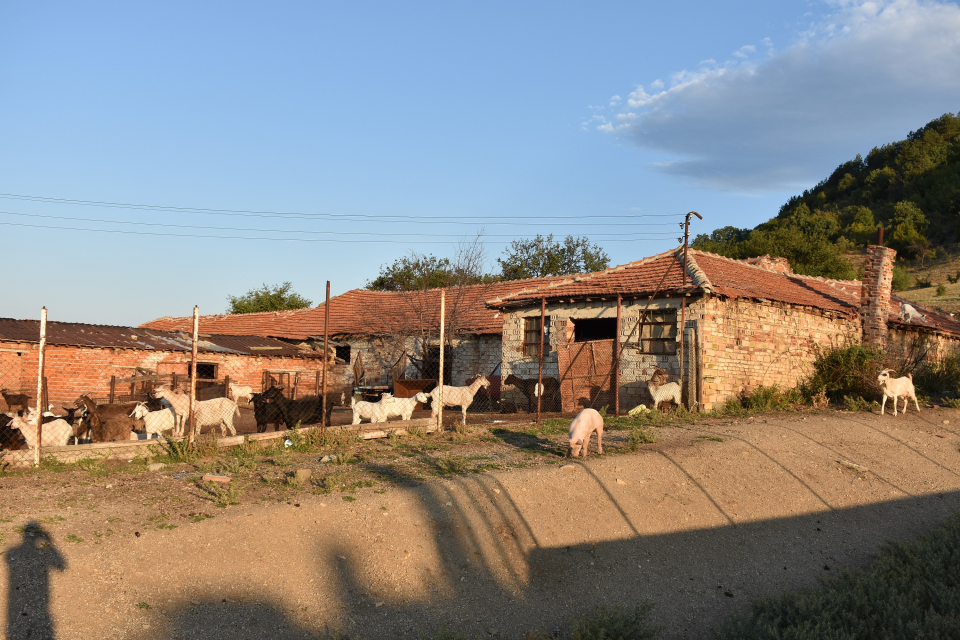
xmin=488 ymin=248 xmax=960 ymax=337
xmin=141 ymin=249 xmax=960 ymax=340
xmin=140 ymin=275 xmax=568 ymax=340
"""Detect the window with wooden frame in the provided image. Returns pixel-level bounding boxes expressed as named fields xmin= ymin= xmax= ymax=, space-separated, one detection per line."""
xmin=195 ymin=363 xmax=218 ymax=379
xmin=523 ymin=316 xmax=551 ymax=357
xmin=637 ymin=310 xmax=678 ymax=354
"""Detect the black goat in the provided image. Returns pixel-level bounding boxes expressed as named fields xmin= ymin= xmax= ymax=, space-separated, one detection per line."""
xmin=253 ymin=386 xmax=349 ymax=432
xmin=503 ymin=374 xmax=561 ymax=412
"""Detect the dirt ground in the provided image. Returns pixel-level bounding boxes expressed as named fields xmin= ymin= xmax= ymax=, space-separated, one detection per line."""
xmin=2 ymin=406 xmax=960 ymax=640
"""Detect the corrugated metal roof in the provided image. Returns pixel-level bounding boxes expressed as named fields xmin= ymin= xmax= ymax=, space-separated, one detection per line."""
xmin=0 ymin=318 xmax=321 ymax=358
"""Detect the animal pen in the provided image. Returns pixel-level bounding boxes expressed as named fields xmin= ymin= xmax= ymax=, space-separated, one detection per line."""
xmin=0 ymin=306 xmax=358 ymax=468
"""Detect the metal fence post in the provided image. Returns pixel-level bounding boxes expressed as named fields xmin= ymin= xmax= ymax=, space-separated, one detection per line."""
xmin=322 ymin=280 xmax=330 ymax=427
xmin=437 ymin=289 xmax=445 ymax=432
xmin=536 ymin=297 xmax=545 ymax=424
xmin=188 ymin=306 xmax=199 ymax=444
xmin=615 ymin=294 xmax=621 ymax=417
xmin=34 ymin=307 xmax=47 ymax=467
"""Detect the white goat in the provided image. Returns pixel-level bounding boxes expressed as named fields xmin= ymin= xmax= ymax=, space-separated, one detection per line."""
xmin=130 ymin=403 xmax=177 ymax=438
xmin=429 ymin=376 xmax=490 ymax=423
xmin=152 ymin=388 xmax=239 ymax=436
xmin=194 ymin=398 xmax=240 ymax=436
xmin=8 ymin=412 xmax=73 ymax=448
xmin=153 ymin=387 xmax=190 ymax=433
xmin=877 ymin=369 xmax=920 ymax=416
xmin=647 ymin=367 xmax=681 ymax=411
xmin=351 ymin=395 xmax=392 ymax=425
xmin=901 ymin=303 xmax=926 ymax=323
xmin=229 ymin=384 xmax=254 ymax=405
xmin=380 ymin=392 xmax=429 ymax=422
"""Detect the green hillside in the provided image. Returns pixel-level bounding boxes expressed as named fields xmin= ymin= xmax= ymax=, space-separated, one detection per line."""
xmin=693 ymin=112 xmax=960 ymax=280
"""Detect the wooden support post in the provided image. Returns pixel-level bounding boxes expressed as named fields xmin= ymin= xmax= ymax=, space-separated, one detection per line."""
xmin=536 ymin=297 xmax=545 ymax=424
xmin=437 ymin=289 xmax=445 ymax=432
xmin=292 ymin=372 xmax=300 ymax=400
xmin=109 ymin=376 xmax=116 ymax=404
xmin=172 ymin=373 xmax=179 ymax=393
xmin=188 ymin=306 xmax=199 ymax=444
xmin=615 ymin=293 xmax=621 ymax=417
xmin=322 ymin=281 xmax=330 ymax=427
xmin=34 ymin=307 xmax=47 ymax=466
xmin=224 ymin=375 xmax=230 ymax=400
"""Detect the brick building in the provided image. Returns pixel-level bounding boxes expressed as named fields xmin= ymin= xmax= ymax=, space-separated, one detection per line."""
xmin=487 ymin=245 xmax=960 ymax=412
xmin=141 ymin=277 xmax=568 ymax=390
xmin=139 ymin=245 xmax=960 ymax=414
xmin=0 ymin=319 xmax=341 ymax=412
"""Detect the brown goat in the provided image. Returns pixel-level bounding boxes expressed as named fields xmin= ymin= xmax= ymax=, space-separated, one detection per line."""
xmin=92 ymin=415 xmax=140 ymax=443
xmin=75 ymin=395 xmax=141 ymax=442
xmin=1 ymin=389 xmax=31 ymax=412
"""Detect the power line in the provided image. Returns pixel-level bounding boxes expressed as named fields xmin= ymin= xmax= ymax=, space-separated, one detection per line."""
xmin=0 ymin=191 xmax=685 ymax=224
xmin=0 ymin=220 xmax=683 ymax=244
xmin=0 ymin=210 xmax=683 ymax=237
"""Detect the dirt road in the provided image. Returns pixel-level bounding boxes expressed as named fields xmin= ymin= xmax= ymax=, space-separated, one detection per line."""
xmin=3 ymin=407 xmax=960 ymax=639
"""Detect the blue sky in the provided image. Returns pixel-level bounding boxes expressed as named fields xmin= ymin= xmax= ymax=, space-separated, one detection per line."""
xmin=2 ymin=1 xmax=959 ymax=326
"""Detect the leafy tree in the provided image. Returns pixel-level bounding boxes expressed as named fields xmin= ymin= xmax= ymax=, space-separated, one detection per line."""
xmin=888 ymin=201 xmax=929 ymax=254
xmin=226 ymin=282 xmax=312 ymax=314
xmin=497 ymin=234 xmax=609 ymax=280
xmin=367 ymin=255 xmax=456 ymax=291
xmin=891 ymin=265 xmax=913 ymax=291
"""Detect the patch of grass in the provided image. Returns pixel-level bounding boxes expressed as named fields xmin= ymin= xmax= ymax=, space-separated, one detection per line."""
xmin=432 ymin=456 xmax=471 ymax=476
xmin=135 ymin=602 xmax=152 ymax=610
xmin=332 ymin=451 xmax=355 ymax=465
xmin=628 ymin=425 xmax=658 ymax=450
xmin=717 ymin=512 xmax=960 ymax=639
xmin=40 ymin=515 xmax=65 ymax=525
xmin=696 ymin=435 xmax=724 ymax=443
xmin=572 ymin=602 xmax=659 ymax=640
xmin=341 ymin=495 xmax=356 ymax=502
xmin=64 ymin=533 xmax=83 ymax=544
xmin=944 ymin=397 xmax=960 ymax=409
xmin=155 ymin=523 xmax=178 ymax=530
xmin=154 ymin=436 xmax=199 ymax=464
xmin=197 ymin=479 xmax=243 ymax=508
xmin=39 ymin=457 xmax=69 ymax=473
xmin=843 ymin=395 xmax=875 ymax=412
xmin=190 ymin=513 xmax=214 ymax=523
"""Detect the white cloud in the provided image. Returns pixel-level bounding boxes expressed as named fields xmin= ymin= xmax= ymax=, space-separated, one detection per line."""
xmin=601 ymin=0 xmax=960 ymax=190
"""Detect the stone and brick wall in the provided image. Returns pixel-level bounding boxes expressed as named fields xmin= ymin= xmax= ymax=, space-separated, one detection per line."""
xmin=500 ymin=298 xmax=683 ymax=409
xmin=696 ymin=297 xmax=860 ymax=411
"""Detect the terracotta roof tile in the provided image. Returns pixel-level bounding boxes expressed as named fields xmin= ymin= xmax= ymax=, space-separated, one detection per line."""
xmin=140 ymin=275 xmax=568 ymax=340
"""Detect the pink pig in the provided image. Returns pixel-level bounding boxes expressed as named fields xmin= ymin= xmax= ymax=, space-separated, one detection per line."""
xmin=568 ymin=408 xmax=604 ymax=457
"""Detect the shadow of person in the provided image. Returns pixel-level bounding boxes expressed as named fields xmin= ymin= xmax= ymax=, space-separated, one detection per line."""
xmin=6 ymin=521 xmax=65 ymax=640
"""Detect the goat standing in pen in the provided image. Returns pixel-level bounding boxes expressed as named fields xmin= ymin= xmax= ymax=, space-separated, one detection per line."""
xmin=878 ymin=369 xmax=921 ymax=416
xmin=429 ymin=375 xmax=490 ymax=423
xmin=646 ymin=367 xmax=681 ymax=412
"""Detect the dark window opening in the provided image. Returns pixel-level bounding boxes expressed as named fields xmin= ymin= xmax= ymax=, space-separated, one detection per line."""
xmin=421 ymin=346 xmax=453 ymax=385
xmin=195 ymin=363 xmax=217 ymax=379
xmin=523 ymin=316 xmax=551 ymax=357
xmin=335 ymin=345 xmax=351 ymax=363
xmin=572 ymin=318 xmax=617 ymax=342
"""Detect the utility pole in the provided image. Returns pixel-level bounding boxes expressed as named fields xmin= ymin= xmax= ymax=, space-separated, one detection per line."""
xmin=678 ymin=211 xmax=702 ymax=409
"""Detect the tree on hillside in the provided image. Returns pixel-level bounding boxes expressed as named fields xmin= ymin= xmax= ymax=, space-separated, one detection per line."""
xmin=497 ymin=234 xmax=609 ymax=280
xmin=226 ymin=282 xmax=312 ymax=314
xmin=692 ymin=112 xmax=960 ymax=277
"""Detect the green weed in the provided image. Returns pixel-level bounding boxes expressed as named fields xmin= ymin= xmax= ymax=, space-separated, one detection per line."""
xmin=64 ymin=534 xmax=83 ymax=544
xmin=572 ymin=602 xmax=659 ymax=640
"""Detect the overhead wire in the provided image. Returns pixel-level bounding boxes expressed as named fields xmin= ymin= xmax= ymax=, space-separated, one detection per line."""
xmin=0 ymin=191 xmax=685 ymax=224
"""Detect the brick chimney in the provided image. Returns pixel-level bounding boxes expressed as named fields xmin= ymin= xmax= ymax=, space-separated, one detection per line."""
xmin=860 ymin=245 xmax=897 ymax=348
